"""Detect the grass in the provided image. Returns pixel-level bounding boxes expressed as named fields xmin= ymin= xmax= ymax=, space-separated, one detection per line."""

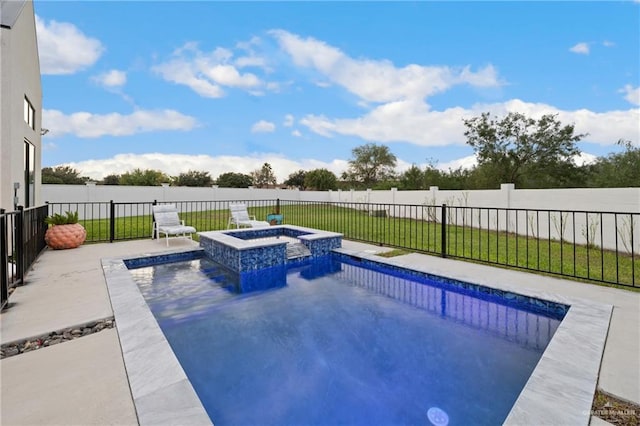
xmin=79 ymin=204 xmax=639 ymax=289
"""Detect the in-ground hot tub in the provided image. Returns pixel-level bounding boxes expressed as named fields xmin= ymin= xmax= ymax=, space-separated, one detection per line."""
xmin=198 ymin=225 xmax=343 ymax=273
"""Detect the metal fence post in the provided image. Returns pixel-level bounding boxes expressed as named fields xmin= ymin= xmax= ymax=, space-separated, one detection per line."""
xmin=1 ymin=209 xmax=8 ymax=310
xmin=36 ymin=204 xmax=47 ymax=255
xmin=109 ymin=200 xmax=115 ymax=243
xmin=151 ymin=200 xmax=157 ymax=239
xmin=441 ymin=203 xmax=447 ymax=258
xmin=15 ymin=206 xmax=24 ymax=282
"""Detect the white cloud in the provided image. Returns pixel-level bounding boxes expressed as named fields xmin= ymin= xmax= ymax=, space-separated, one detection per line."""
xmin=602 ymin=40 xmax=615 ymax=48
xmin=235 ymin=36 xmax=262 ymax=51
xmin=251 ymin=120 xmax=276 ymax=133
xmin=620 ymin=85 xmax=640 ymax=106
xmin=569 ymin=42 xmax=590 ymax=55
xmin=204 ymin=64 xmax=260 ymax=88
xmin=299 ymin=98 xmax=640 ymax=147
xmin=234 ymin=36 xmax=271 ymax=70
xmin=235 ymin=55 xmax=267 ymax=68
xmin=152 ymin=43 xmax=271 ymax=98
xmin=477 ymin=99 xmax=640 ymax=145
xmin=270 ymin=29 xmax=503 ymax=103
xmin=42 ymin=109 xmax=197 ymax=138
xmin=574 ymin=152 xmax=598 ymax=166
xmin=300 ymin=99 xmax=469 ymax=145
xmin=92 ymin=69 xmax=127 ymax=88
xmin=270 ymin=31 xmax=636 ymax=148
xmin=283 ymin=114 xmax=295 ymax=127
xmin=438 ymin=155 xmax=478 ymax=171
xmin=58 ymin=153 xmax=350 ymax=182
xmin=35 ymin=15 xmax=103 ymax=75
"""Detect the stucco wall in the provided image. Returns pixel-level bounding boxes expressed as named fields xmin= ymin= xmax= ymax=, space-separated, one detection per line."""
xmin=42 ymin=183 xmax=640 ymax=213
xmin=0 ymin=0 xmax=42 ymax=211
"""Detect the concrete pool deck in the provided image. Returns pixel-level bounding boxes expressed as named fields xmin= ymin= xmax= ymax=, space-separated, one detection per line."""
xmin=1 ymin=239 xmax=638 ymax=425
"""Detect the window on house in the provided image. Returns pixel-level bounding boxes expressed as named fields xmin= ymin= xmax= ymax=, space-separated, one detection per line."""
xmin=24 ymin=141 xmax=35 ymax=207
xmin=24 ymin=97 xmax=35 ymax=130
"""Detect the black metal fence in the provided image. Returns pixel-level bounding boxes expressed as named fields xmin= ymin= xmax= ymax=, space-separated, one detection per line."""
xmin=46 ymin=200 xmax=639 ymax=288
xmin=1 ymin=205 xmax=48 ymax=311
xmin=48 ymin=200 xmax=281 ymax=243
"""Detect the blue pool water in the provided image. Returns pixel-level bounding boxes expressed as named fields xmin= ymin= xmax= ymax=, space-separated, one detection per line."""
xmin=129 ymin=254 xmax=564 ymax=425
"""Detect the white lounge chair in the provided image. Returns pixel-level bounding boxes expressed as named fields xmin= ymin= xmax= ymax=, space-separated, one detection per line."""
xmin=152 ymin=204 xmax=197 ymax=246
xmin=228 ymin=203 xmax=270 ymax=229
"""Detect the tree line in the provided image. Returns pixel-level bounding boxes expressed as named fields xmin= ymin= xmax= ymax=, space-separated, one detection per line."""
xmin=42 ymin=112 xmax=639 ymax=189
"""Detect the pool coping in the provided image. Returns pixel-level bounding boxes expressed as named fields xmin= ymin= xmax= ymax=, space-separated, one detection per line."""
xmin=102 ymin=247 xmax=212 ymax=426
xmin=102 ymin=246 xmax=612 ymax=425
xmin=198 ymin=224 xmax=343 ymax=251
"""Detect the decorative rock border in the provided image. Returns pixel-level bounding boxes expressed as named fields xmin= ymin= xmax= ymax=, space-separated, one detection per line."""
xmin=0 ymin=317 xmax=115 ymax=359
xmin=592 ymin=390 xmax=639 ymax=425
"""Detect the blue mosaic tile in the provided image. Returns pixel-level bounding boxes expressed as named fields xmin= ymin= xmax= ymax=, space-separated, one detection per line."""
xmin=124 ymin=249 xmax=204 ymax=269
xmin=200 ymin=226 xmax=342 ymax=272
xmin=283 ymin=228 xmax=310 ymax=239
xmin=301 ymin=237 xmax=342 ymax=258
xmin=200 ymin=234 xmax=287 ymax=272
xmin=238 ymin=246 xmax=286 ymax=271
xmin=332 ymin=253 xmax=569 ymax=320
xmin=200 ymin=239 xmax=240 ymax=271
xmin=226 ymin=227 xmax=311 ymax=240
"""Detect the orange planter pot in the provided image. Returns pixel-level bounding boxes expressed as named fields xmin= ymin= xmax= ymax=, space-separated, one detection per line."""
xmin=45 ymin=224 xmax=87 ymax=250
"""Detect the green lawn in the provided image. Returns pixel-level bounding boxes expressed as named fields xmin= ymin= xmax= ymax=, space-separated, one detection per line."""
xmin=80 ymin=204 xmax=639 ymax=289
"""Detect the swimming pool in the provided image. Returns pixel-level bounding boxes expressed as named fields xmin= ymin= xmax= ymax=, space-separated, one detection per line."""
xmin=103 ymin=241 xmax=611 ymax=425
xmin=127 ymin=252 xmax=565 ymax=425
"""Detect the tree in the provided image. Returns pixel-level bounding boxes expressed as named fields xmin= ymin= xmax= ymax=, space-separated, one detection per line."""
xmin=284 ymin=170 xmax=307 ymax=189
xmin=119 ymin=169 xmax=170 ymax=186
xmin=586 ymin=140 xmax=640 ymax=188
xmin=41 ymin=166 xmax=89 ymax=184
xmin=346 ymin=143 xmax=397 ymax=186
xmin=216 ymin=172 xmax=253 ymax=188
xmin=399 ymin=165 xmax=426 ymax=190
xmin=101 ymin=174 xmax=121 ymax=185
xmin=304 ymin=168 xmax=337 ymax=190
xmin=439 ymin=167 xmax=476 ymax=189
xmin=250 ymin=163 xmax=277 ymax=188
xmin=172 ymin=170 xmax=214 ymax=187
xmin=463 ymin=112 xmax=585 ymax=188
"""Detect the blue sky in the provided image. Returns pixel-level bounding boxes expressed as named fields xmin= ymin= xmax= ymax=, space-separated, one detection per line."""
xmin=35 ymin=1 xmax=639 ymax=182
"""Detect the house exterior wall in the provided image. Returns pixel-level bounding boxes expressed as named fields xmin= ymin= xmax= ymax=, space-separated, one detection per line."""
xmin=0 ymin=0 xmax=42 ymax=211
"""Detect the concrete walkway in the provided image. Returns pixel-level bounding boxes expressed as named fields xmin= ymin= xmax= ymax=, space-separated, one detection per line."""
xmin=1 ymin=239 xmax=638 ymax=425
xmin=1 ymin=239 xmax=197 ymax=426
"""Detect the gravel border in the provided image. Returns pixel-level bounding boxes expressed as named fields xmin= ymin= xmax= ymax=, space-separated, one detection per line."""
xmin=592 ymin=390 xmax=640 ymax=425
xmin=0 ymin=317 xmax=115 ymax=359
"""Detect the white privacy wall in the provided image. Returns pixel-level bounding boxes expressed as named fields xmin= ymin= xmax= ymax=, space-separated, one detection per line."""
xmin=43 ymin=184 xmax=639 ymax=253
xmin=42 ymin=183 xmax=308 ymax=203
xmin=325 ymin=185 xmax=640 ymax=253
